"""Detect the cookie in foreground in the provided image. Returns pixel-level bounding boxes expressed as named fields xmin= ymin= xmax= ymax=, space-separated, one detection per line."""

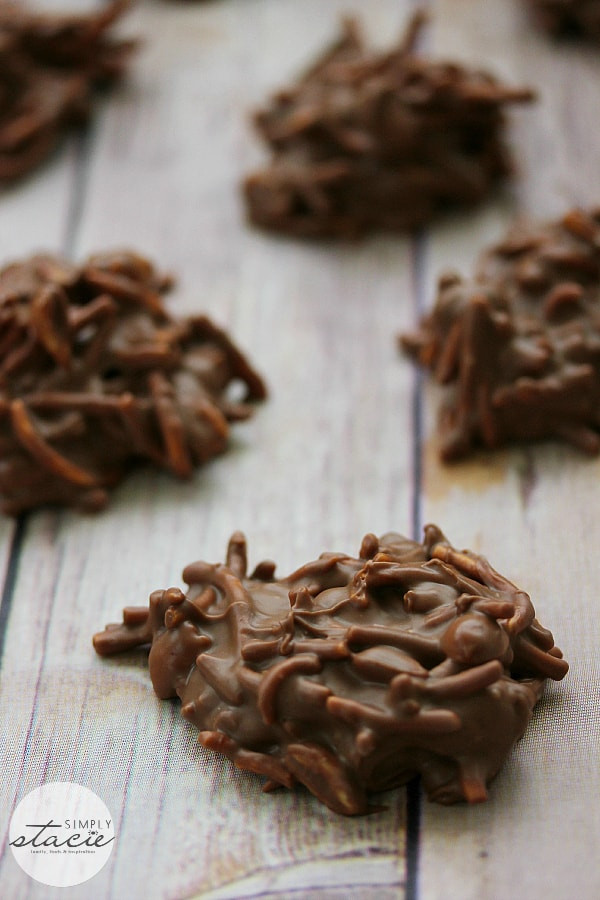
xmin=0 ymin=251 xmax=266 ymax=513
xmin=93 ymin=528 xmax=567 ymax=814
xmin=243 ymin=13 xmax=534 ymax=239
xmin=401 ymin=208 xmax=600 ymax=461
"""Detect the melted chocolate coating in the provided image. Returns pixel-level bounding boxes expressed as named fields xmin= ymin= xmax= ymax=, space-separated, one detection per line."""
xmin=402 ymin=208 xmax=600 ymax=461
xmin=0 ymin=0 xmax=135 ymax=183
xmin=526 ymin=0 xmax=600 ymax=40
xmin=0 ymin=251 xmax=266 ymax=513
xmin=93 ymin=528 xmax=567 ymax=815
xmin=243 ymin=14 xmax=534 ymax=239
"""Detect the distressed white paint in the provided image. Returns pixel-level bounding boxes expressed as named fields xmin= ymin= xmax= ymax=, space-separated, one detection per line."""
xmin=1 ymin=0 xmax=599 ymax=898
xmin=418 ymin=3 xmax=600 ymax=900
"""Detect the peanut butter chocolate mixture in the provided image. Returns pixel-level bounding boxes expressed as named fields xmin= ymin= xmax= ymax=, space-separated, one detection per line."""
xmin=94 ymin=528 xmax=567 ymax=815
xmin=0 ymin=251 xmax=266 ymax=514
xmin=243 ymin=14 xmax=533 ymax=239
xmin=0 ymin=0 xmax=135 ymax=183
xmin=526 ymin=0 xmax=600 ymax=39
xmin=402 ymin=208 xmax=600 ymax=461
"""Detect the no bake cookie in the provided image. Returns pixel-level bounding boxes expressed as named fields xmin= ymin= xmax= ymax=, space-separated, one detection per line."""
xmin=0 ymin=251 xmax=265 ymax=513
xmin=402 ymin=208 xmax=600 ymax=460
xmin=0 ymin=0 xmax=135 ymax=183
xmin=94 ymin=528 xmax=567 ymax=814
xmin=244 ymin=14 xmax=533 ymax=238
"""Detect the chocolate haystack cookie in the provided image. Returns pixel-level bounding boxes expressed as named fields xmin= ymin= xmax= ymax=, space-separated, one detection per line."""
xmin=0 ymin=0 xmax=135 ymax=183
xmin=243 ymin=14 xmax=534 ymax=239
xmin=526 ymin=0 xmax=600 ymax=40
xmin=94 ymin=528 xmax=567 ymax=814
xmin=0 ymin=251 xmax=266 ymax=514
xmin=402 ymin=208 xmax=600 ymax=461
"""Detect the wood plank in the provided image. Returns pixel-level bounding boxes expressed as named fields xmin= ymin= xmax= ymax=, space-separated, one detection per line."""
xmin=0 ymin=112 xmax=86 ymax=613
xmin=0 ymin=0 xmax=138 ymax=595
xmin=6 ymin=0 xmax=598 ymax=896
xmin=0 ymin=2 xmax=417 ymax=898
xmin=417 ymin=2 xmax=600 ymax=898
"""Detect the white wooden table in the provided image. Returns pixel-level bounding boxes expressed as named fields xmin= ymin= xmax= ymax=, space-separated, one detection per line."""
xmin=1 ymin=1 xmax=599 ymax=898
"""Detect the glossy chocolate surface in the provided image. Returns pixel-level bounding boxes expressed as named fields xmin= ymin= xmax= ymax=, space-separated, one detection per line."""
xmin=402 ymin=208 xmax=600 ymax=460
xmin=94 ymin=528 xmax=567 ymax=814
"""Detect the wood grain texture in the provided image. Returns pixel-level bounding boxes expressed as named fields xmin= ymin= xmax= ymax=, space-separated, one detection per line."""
xmin=418 ymin=3 xmax=600 ymax=899
xmin=0 ymin=111 xmax=82 ymax=595
xmin=0 ymin=2 xmax=415 ymax=898
xmin=1 ymin=0 xmax=598 ymax=898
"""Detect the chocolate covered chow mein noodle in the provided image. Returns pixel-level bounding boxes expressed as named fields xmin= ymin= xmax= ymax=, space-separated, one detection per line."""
xmin=244 ymin=14 xmax=534 ymax=238
xmin=94 ymin=528 xmax=567 ymax=815
xmin=0 ymin=251 xmax=266 ymax=514
xmin=402 ymin=208 xmax=600 ymax=461
xmin=0 ymin=0 xmax=135 ymax=183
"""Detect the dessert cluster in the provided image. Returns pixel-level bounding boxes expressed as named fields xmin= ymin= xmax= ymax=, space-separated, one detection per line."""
xmin=94 ymin=529 xmax=567 ymax=813
xmin=0 ymin=0 xmax=134 ymax=183
xmin=402 ymin=208 xmax=600 ymax=460
xmin=244 ymin=15 xmax=533 ymax=238
xmin=0 ymin=2 xmax=577 ymax=818
xmin=0 ymin=251 xmax=265 ymax=514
